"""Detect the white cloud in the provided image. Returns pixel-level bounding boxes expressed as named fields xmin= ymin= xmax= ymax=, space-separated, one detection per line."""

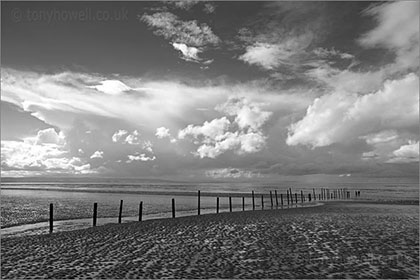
xmin=127 ymin=153 xmax=156 ymax=162
xmin=112 ymin=130 xmax=128 ymax=143
xmin=362 ymin=151 xmax=378 ymax=160
xmin=360 ymin=130 xmax=399 ymax=145
xmin=239 ymin=43 xmax=283 ymax=70
xmin=172 ymin=42 xmax=204 ymax=63
xmin=125 ymin=130 xmax=141 ymax=145
xmin=142 ymin=140 xmax=154 ymax=153
xmin=179 ymin=97 xmax=272 ymax=158
xmin=112 ymin=130 xmax=141 ymax=145
xmin=287 ymin=73 xmax=419 ymax=148
xmin=88 ymin=80 xmax=132 ymax=95
xmin=358 ymin=1 xmax=419 ymax=70
xmin=387 ymin=141 xmax=419 ymax=163
xmin=312 ymin=47 xmax=354 ymax=60
xmin=155 ymin=127 xmax=171 ymax=139
xmin=140 ymin=12 xmax=220 ymax=47
xmin=205 ymin=168 xmax=259 ymax=179
xmin=90 ymin=150 xmax=104 ymax=159
xmin=33 ymin=128 xmax=65 ymax=145
xmin=1 ymin=129 xmax=97 ymax=176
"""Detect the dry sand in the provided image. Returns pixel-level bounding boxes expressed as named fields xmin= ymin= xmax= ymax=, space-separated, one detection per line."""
xmin=1 ymin=201 xmax=418 ymax=279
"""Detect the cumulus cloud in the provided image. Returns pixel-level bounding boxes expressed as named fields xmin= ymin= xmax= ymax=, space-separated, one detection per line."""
xmin=127 ymin=153 xmax=156 ymax=162
xmin=387 ymin=141 xmax=419 ymax=163
xmin=287 ymin=73 xmax=419 ymax=148
xmin=178 ymin=97 xmax=272 ymax=158
xmin=87 ymin=80 xmax=132 ymax=95
xmin=1 ymin=129 xmax=97 ymax=176
xmin=112 ymin=130 xmax=141 ymax=145
xmin=172 ymin=42 xmax=202 ymax=63
xmin=34 ymin=128 xmax=65 ymax=145
xmin=90 ymin=150 xmax=104 ymax=159
xmin=360 ymin=130 xmax=399 ymax=145
xmin=112 ymin=130 xmax=129 ymax=143
xmin=155 ymin=127 xmax=171 ymax=139
xmin=205 ymin=168 xmax=259 ymax=179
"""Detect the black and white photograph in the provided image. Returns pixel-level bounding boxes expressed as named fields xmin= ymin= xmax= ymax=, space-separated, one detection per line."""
xmin=1 ymin=0 xmax=419 ymax=279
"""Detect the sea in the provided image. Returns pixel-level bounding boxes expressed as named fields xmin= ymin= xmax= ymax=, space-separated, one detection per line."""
xmin=1 ymin=179 xmax=418 ymax=238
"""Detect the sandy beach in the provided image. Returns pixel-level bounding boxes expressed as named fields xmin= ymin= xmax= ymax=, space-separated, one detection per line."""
xmin=1 ymin=200 xmax=418 ymax=279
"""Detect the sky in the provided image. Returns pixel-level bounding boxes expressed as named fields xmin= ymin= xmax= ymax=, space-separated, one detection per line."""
xmin=1 ymin=1 xmax=419 ymax=181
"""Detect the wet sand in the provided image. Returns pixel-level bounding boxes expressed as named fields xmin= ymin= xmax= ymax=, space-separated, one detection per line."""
xmin=1 ymin=201 xmax=418 ymax=279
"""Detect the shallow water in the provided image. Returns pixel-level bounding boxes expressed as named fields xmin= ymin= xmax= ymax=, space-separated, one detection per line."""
xmin=1 ymin=180 xmax=418 ymax=237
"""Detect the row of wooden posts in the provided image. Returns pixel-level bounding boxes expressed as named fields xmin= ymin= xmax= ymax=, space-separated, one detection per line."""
xmin=48 ymin=188 xmax=359 ymax=233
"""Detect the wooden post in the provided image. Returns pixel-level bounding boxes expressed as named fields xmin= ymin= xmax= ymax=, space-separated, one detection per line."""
xmin=319 ymin=193 xmax=321 ymax=200
xmin=301 ymin=190 xmax=304 ymax=203
xmin=280 ymin=193 xmax=283 ymax=206
xmin=139 ymin=201 xmax=143 ymax=222
xmin=261 ymin=194 xmax=264 ymax=210
xmin=275 ymin=190 xmax=279 ymax=207
xmin=295 ymin=193 xmax=298 ymax=204
xmin=270 ymin=191 xmax=273 ymax=209
xmin=216 ymin=197 xmax=219 ymax=214
xmin=172 ymin=198 xmax=175 ymax=218
xmin=289 ymin=188 xmax=293 ymax=205
xmin=242 ymin=196 xmax=245 ymax=211
xmin=93 ymin=202 xmax=98 ymax=227
xmin=118 ymin=200 xmax=123 ymax=224
xmin=49 ymin=203 xmax=53 ymax=233
xmin=252 ymin=191 xmax=255 ymax=211
xmin=308 ymin=193 xmax=311 ymax=202
xmin=313 ymin=189 xmax=316 ymax=200
xmin=198 ymin=190 xmax=201 ymax=216
xmin=229 ymin=196 xmax=232 ymax=212
xmin=287 ymin=190 xmax=290 ymax=205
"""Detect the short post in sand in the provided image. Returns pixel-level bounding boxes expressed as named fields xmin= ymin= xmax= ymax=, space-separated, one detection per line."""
xmin=216 ymin=197 xmax=219 ymax=213
xmin=93 ymin=202 xmax=98 ymax=227
xmin=308 ymin=193 xmax=311 ymax=202
xmin=270 ymin=191 xmax=273 ymax=209
xmin=289 ymin=188 xmax=293 ymax=205
xmin=49 ymin=203 xmax=53 ymax=233
xmin=280 ymin=193 xmax=284 ymax=207
xmin=300 ymin=190 xmax=304 ymax=203
xmin=172 ymin=198 xmax=176 ymax=218
xmin=252 ymin=191 xmax=255 ymax=211
xmin=118 ymin=200 xmax=123 ymax=224
xmin=229 ymin=196 xmax=232 ymax=212
xmin=313 ymin=188 xmax=316 ymax=200
xmin=139 ymin=201 xmax=143 ymax=222
xmin=295 ymin=193 xmax=298 ymax=204
xmin=242 ymin=196 xmax=245 ymax=211
xmin=319 ymin=194 xmax=321 ymax=200
xmin=198 ymin=190 xmax=201 ymax=216
xmin=261 ymin=194 xmax=264 ymax=210
xmin=275 ymin=190 xmax=279 ymax=208
xmin=286 ymin=190 xmax=290 ymax=205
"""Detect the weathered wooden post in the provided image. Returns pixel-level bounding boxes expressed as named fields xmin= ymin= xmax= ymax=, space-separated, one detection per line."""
xmin=118 ymin=200 xmax=123 ymax=224
xmin=313 ymin=188 xmax=316 ymax=200
xmin=261 ymin=194 xmax=264 ymax=210
xmin=198 ymin=190 xmax=201 ymax=216
xmin=229 ymin=196 xmax=232 ymax=212
xmin=295 ymin=193 xmax=298 ymax=204
xmin=93 ymin=202 xmax=98 ymax=227
xmin=289 ymin=188 xmax=293 ymax=205
xmin=252 ymin=191 xmax=255 ymax=211
xmin=280 ymin=193 xmax=284 ymax=207
xmin=172 ymin=198 xmax=176 ymax=218
xmin=287 ymin=190 xmax=290 ymax=205
xmin=216 ymin=197 xmax=219 ymax=214
xmin=49 ymin=203 xmax=53 ymax=233
xmin=139 ymin=201 xmax=143 ymax=222
xmin=270 ymin=191 xmax=273 ymax=209
xmin=242 ymin=196 xmax=245 ymax=211
xmin=275 ymin=190 xmax=279 ymax=207
xmin=301 ymin=190 xmax=304 ymax=203
xmin=308 ymin=193 xmax=311 ymax=202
